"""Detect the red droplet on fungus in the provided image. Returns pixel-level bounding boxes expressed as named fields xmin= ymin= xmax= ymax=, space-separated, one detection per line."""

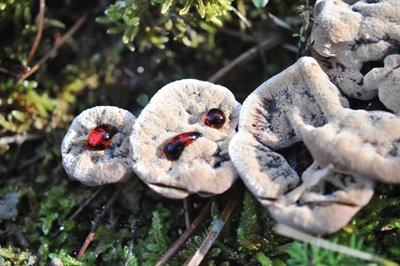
xmin=84 ymin=124 xmax=117 ymax=150
xmin=163 ymin=131 xmax=202 ymax=161
xmin=204 ymin=108 xmax=226 ymax=129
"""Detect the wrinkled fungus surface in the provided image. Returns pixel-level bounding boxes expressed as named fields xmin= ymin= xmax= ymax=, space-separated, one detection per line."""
xmin=311 ymin=0 xmax=400 ymax=114
xmin=61 ymin=106 xmax=136 ymax=186
xmin=229 ymin=57 xmax=374 ymax=235
xmin=131 ymin=79 xmax=240 ymax=199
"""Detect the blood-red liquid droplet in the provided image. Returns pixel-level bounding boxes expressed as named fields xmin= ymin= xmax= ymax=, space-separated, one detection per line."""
xmin=204 ymin=108 xmax=226 ymax=129
xmin=84 ymin=124 xmax=117 ymax=150
xmin=163 ymin=131 xmax=202 ymax=161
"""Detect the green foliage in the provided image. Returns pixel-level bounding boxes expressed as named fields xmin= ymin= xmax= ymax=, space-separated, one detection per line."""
xmin=2 ymin=0 xmax=400 ymax=265
xmin=256 ymin=252 xmax=273 ymax=266
xmin=136 ymin=204 xmax=174 ymax=264
xmin=237 ymin=191 xmax=262 ymax=251
xmin=292 ymin=1 xmax=312 ymax=51
xmin=96 ymin=0 xmax=234 ymax=50
xmin=48 ymin=250 xmax=84 ymax=266
xmin=39 ymin=182 xmax=90 ymax=235
xmin=0 ymin=247 xmax=37 ymax=266
xmin=252 ymin=0 xmax=269 ymax=9
xmin=285 ymin=234 xmax=377 ymax=266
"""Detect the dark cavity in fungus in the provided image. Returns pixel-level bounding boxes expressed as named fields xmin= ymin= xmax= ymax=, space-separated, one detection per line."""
xmin=163 ymin=132 xmax=202 ymax=161
xmin=204 ymin=108 xmax=226 ymax=129
xmin=84 ymin=124 xmax=117 ymax=150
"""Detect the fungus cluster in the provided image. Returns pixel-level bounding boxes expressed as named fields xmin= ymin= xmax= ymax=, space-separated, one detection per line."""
xmin=229 ymin=57 xmax=376 ymax=234
xmin=61 ymin=0 xmax=400 ymax=235
xmin=311 ymin=0 xmax=400 ymax=114
xmin=61 ymin=79 xmax=241 ymax=199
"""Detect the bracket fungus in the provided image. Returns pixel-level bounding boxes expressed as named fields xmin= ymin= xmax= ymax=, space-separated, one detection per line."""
xmin=229 ymin=57 xmax=374 ymax=234
xmin=61 ymin=106 xmax=136 ymax=186
xmin=130 ymin=79 xmax=241 ymax=199
xmin=311 ymin=0 xmax=400 ymax=114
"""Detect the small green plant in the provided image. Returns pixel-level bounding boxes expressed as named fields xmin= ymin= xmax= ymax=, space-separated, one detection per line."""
xmin=286 ymin=234 xmax=377 ymax=266
xmin=96 ymin=0 xmax=235 ymax=51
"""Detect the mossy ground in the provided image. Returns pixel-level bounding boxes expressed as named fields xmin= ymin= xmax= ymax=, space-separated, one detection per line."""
xmin=1 ymin=0 xmax=400 ymax=265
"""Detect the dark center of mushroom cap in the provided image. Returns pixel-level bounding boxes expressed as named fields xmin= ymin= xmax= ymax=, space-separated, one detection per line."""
xmin=163 ymin=131 xmax=202 ymax=161
xmin=84 ymin=124 xmax=117 ymax=150
xmin=204 ymin=108 xmax=226 ymax=129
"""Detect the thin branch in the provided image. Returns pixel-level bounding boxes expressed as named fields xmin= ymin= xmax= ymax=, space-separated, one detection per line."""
xmin=27 ymin=0 xmax=46 ymax=63
xmin=0 ymin=134 xmax=41 ymax=146
xmin=186 ymin=187 xmax=243 ymax=266
xmin=76 ymin=185 xmax=123 ymax=260
xmin=52 ymin=187 xmax=103 ymax=237
xmin=1 ymin=134 xmax=42 ymax=179
xmin=18 ymin=14 xmax=87 ymax=83
xmin=93 ymin=210 xmax=120 ymax=258
xmin=208 ymin=33 xmax=285 ymax=83
xmin=230 ymin=6 xmax=251 ymax=28
xmin=155 ymin=200 xmax=212 ymax=266
xmin=124 ymin=220 xmax=138 ymax=266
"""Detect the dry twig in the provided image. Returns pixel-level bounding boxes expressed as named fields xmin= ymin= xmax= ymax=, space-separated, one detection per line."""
xmin=124 ymin=219 xmax=138 ymax=266
xmin=27 ymin=0 xmax=46 ymax=63
xmin=0 ymin=134 xmax=41 ymax=146
xmin=76 ymin=185 xmax=123 ymax=260
xmin=155 ymin=200 xmax=212 ymax=266
xmin=18 ymin=14 xmax=87 ymax=83
xmin=52 ymin=187 xmax=103 ymax=237
xmin=208 ymin=33 xmax=284 ymax=83
xmin=186 ymin=186 xmax=243 ymax=266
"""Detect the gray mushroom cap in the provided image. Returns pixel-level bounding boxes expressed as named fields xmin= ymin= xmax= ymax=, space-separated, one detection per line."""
xmin=293 ymin=108 xmax=400 ymax=183
xmin=311 ymin=0 xmax=400 ymax=113
xmin=229 ymin=57 xmax=347 ymax=201
xmin=268 ymin=163 xmax=374 ymax=235
xmin=229 ymin=57 xmax=374 ymax=234
xmin=61 ymin=106 xmax=136 ymax=186
xmin=130 ymin=79 xmax=240 ymax=199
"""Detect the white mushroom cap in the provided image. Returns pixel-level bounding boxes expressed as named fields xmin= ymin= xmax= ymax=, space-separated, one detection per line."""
xmin=294 ymin=108 xmax=400 ymax=183
xmin=311 ymin=0 xmax=400 ymax=109
xmin=130 ymin=79 xmax=240 ymax=199
xmin=229 ymin=56 xmax=374 ymax=234
xmin=377 ymin=55 xmax=400 ymax=115
xmin=61 ymin=106 xmax=136 ymax=186
xmin=268 ymin=163 xmax=374 ymax=235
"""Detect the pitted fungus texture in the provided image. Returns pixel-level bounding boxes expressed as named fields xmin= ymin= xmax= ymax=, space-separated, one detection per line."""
xmin=61 ymin=106 xmax=135 ymax=186
xmin=130 ymin=79 xmax=240 ymax=199
xmin=311 ymin=0 xmax=400 ymax=114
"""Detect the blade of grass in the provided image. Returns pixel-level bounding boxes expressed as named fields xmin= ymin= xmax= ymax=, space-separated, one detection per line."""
xmin=275 ymin=223 xmax=400 ymax=266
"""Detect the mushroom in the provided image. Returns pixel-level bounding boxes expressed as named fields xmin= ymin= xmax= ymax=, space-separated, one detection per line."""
xmin=229 ymin=57 xmax=374 ymax=234
xmin=268 ymin=163 xmax=374 ymax=235
xmin=292 ymin=107 xmax=400 ymax=183
xmin=130 ymin=79 xmax=241 ymax=199
xmin=61 ymin=106 xmax=136 ymax=186
xmin=310 ymin=0 xmax=400 ymax=113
